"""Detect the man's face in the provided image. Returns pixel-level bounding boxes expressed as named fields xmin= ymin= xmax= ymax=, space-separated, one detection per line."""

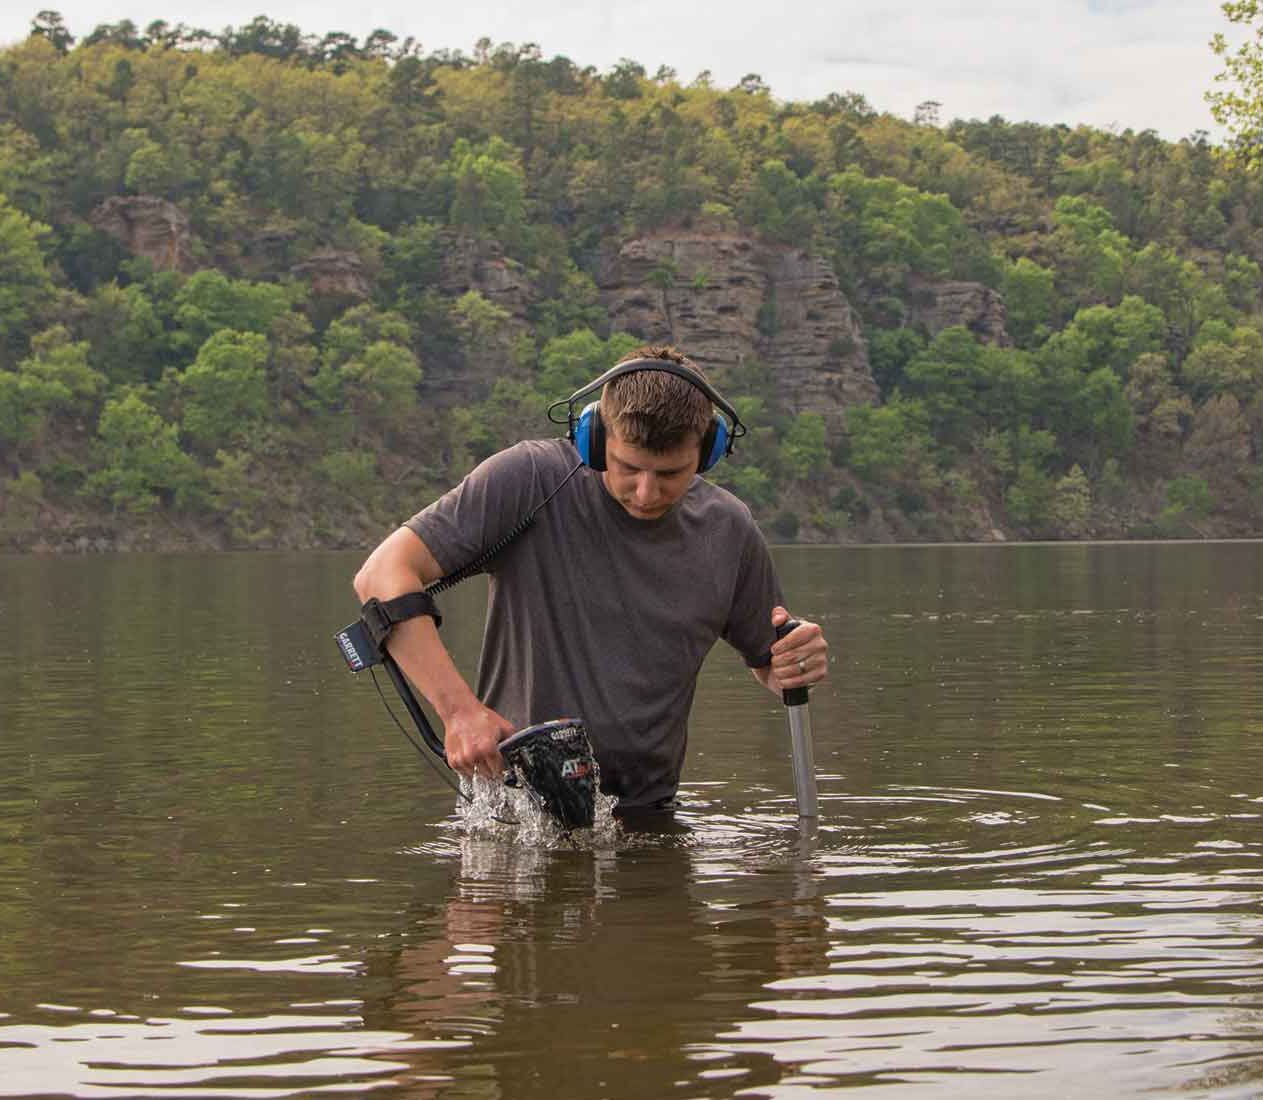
xmin=601 ymin=429 xmax=700 ymax=520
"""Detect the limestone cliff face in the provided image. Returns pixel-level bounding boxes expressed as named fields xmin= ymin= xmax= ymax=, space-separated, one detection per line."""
xmin=90 ymin=196 xmax=196 ymax=273
xmin=290 ymin=250 xmax=371 ymax=299
xmin=596 ymin=233 xmax=877 ymax=429
xmin=437 ymin=232 xmax=531 ymax=323
xmin=907 ymin=278 xmax=1011 ymax=346
xmin=420 ymin=233 xmax=535 ymax=404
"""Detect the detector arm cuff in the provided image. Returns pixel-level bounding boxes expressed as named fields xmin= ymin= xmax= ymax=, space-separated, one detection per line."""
xmin=360 ymin=591 xmax=443 ymax=650
xmin=334 ymin=590 xmax=442 ymax=675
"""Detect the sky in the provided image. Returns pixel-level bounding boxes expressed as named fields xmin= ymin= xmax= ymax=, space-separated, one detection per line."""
xmin=0 ymin=0 xmax=1235 ymax=140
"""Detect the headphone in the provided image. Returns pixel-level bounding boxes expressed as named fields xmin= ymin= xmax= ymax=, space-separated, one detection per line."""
xmin=546 ymin=358 xmax=746 ymax=473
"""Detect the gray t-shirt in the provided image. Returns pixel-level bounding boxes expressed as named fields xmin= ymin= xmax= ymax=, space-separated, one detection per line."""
xmin=406 ymin=438 xmax=782 ymax=811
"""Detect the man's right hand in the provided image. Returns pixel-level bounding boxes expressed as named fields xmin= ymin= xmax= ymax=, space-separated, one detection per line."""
xmin=443 ymin=701 xmax=517 ymax=777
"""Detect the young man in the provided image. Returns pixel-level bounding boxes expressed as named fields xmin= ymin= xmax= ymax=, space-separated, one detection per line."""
xmin=353 ymin=346 xmax=828 ymax=815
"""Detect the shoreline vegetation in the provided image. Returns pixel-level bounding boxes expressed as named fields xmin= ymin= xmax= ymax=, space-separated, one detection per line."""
xmin=4 ymin=12 xmax=1263 ymax=552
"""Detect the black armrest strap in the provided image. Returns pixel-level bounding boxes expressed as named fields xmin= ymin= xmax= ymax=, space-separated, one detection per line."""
xmin=360 ymin=590 xmax=442 ymax=649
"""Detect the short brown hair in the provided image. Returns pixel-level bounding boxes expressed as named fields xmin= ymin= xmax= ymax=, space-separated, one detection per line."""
xmin=599 ymin=345 xmax=713 ymax=453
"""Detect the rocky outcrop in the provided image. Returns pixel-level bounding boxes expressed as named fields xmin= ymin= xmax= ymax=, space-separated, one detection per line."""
xmin=596 ymin=232 xmax=877 ymax=429
xmin=437 ymin=232 xmax=530 ymax=324
xmin=89 ymin=195 xmax=196 ymax=273
xmin=418 ymin=233 xmax=535 ymax=404
xmin=290 ymin=250 xmax=371 ymax=299
xmin=907 ymin=278 xmax=1011 ymax=346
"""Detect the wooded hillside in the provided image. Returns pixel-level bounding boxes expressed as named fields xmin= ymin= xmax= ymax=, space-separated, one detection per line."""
xmin=2 ymin=12 xmax=1261 ymax=549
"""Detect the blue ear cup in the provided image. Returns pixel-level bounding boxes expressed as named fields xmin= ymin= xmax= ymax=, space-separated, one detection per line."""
xmin=573 ymin=401 xmax=604 ymax=470
xmin=699 ymin=417 xmax=730 ymax=473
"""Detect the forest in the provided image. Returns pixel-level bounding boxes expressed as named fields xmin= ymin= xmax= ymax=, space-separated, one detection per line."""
xmin=3 ymin=10 xmax=1263 ymax=549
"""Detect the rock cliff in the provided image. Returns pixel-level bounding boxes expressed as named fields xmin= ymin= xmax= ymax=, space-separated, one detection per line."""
xmin=420 ymin=233 xmax=535 ymax=404
xmin=437 ymin=232 xmax=531 ymax=323
xmin=90 ymin=196 xmax=196 ymax=273
xmin=907 ymin=278 xmax=1011 ymax=346
xmin=596 ymin=232 xmax=877 ymax=429
xmin=290 ymin=250 xmax=371 ymax=299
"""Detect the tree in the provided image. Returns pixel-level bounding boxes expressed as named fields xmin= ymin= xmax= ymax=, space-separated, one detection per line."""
xmin=180 ymin=330 xmax=270 ymax=450
xmin=902 ymin=327 xmax=1036 ymax=449
xmin=536 ymin=329 xmax=638 ymax=398
xmin=1209 ymin=2 xmax=1263 ymax=167
xmin=0 ymin=195 xmax=55 ymax=362
xmin=1049 ymin=465 xmax=1092 ymax=535
xmin=1184 ymin=393 xmax=1250 ymax=486
xmin=81 ymin=282 xmax=165 ymax=385
xmin=1180 ymin=328 xmax=1263 ymax=404
xmin=781 ymin=412 xmax=829 ymax=478
xmin=315 ymin=306 xmax=421 ymax=433
xmin=867 ymin=327 xmax=926 ymax=396
xmin=914 ymin=100 xmax=942 ymax=127
xmin=846 ymin=396 xmax=937 ymax=490
xmin=1002 ymin=258 xmax=1057 ymax=347
xmin=738 ymin=159 xmax=818 ymax=247
xmin=1125 ymin=352 xmax=1192 ymax=475
xmin=825 ymin=170 xmax=986 ymax=294
xmin=87 ymin=392 xmax=198 ymax=513
xmin=30 ymin=10 xmax=73 ymax=52
xmin=446 ymin=138 xmax=528 ymax=250
xmin=0 ymin=327 xmax=104 ymax=459
xmin=338 ymin=341 xmax=422 ymax=431
xmin=173 ymin=272 xmax=296 ymax=356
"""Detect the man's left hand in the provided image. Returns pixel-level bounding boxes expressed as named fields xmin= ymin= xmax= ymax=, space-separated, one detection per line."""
xmin=758 ymin=605 xmax=828 ymax=693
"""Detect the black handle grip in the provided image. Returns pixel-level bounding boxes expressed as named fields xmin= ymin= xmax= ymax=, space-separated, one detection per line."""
xmin=775 ymin=618 xmax=809 ymax=707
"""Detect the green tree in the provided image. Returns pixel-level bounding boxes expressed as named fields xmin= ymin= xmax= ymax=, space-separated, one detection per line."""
xmin=87 ymin=391 xmax=198 ymax=513
xmin=1180 ymin=328 xmax=1263 ymax=404
xmin=0 ymin=326 xmax=104 ymax=459
xmin=180 ymin=330 xmax=270 ymax=449
xmin=1160 ymin=474 xmax=1214 ymax=532
xmin=867 ymin=328 xmax=925 ymax=396
xmin=0 ymin=194 xmax=55 ymax=361
xmin=902 ymin=327 xmax=1036 ymax=448
xmin=1002 ymin=258 xmax=1057 ymax=347
xmin=1209 ymin=2 xmax=1263 ymax=167
xmin=173 ymin=272 xmax=296 ymax=355
xmin=446 ymin=137 xmax=528 ymax=251
xmin=1049 ymin=464 xmax=1092 ymax=535
xmin=846 ymin=396 xmax=937 ymax=489
xmin=1046 ymin=196 xmax=1132 ymax=305
xmin=1125 ymin=352 xmax=1192 ymax=475
xmin=81 ymin=282 xmax=165 ymax=385
xmin=451 ymin=378 xmax=546 ymax=465
xmin=536 ymin=328 xmax=639 ymax=398
xmin=453 ymin=289 xmax=515 ymax=364
xmin=315 ymin=306 xmax=421 ymax=431
xmin=781 ymin=412 xmax=829 ymax=478
xmin=825 ymin=169 xmax=990 ymax=294
xmin=30 ymin=10 xmax=74 ymax=52
xmin=737 ymin=159 xmax=818 ymax=246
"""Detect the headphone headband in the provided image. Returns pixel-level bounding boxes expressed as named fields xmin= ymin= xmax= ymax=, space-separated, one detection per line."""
xmin=545 ymin=356 xmax=746 ymax=473
xmin=549 ymin=358 xmax=746 ymax=437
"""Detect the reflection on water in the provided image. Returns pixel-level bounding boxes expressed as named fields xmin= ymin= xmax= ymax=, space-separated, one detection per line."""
xmin=1 ymin=544 xmax=1263 ymax=1096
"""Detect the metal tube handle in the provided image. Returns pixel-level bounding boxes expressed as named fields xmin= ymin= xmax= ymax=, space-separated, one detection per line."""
xmin=775 ymin=619 xmax=819 ymax=818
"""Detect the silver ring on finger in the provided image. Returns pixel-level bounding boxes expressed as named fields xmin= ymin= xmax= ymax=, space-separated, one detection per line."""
xmin=797 ymin=657 xmax=807 ymax=676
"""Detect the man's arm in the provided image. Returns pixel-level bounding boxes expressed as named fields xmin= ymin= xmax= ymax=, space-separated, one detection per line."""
xmin=353 ymin=526 xmax=514 ymax=775
xmin=750 ymin=605 xmax=829 ymax=694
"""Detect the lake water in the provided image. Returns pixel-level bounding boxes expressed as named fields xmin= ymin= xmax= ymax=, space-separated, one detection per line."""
xmin=2 ymin=543 xmax=1262 ymax=1098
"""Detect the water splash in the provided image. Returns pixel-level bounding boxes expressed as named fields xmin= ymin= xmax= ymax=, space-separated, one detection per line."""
xmin=455 ymin=773 xmax=620 ymax=849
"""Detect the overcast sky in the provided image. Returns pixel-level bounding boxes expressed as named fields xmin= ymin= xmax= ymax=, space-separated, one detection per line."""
xmin=0 ymin=1 xmax=1234 ymax=140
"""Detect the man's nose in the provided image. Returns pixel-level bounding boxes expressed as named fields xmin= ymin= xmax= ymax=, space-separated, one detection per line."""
xmin=634 ymin=473 xmax=659 ymax=503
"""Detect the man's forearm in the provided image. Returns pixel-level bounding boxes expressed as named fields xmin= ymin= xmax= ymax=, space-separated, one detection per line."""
xmin=384 ymin=614 xmax=480 ymax=724
xmin=353 ymin=525 xmax=475 ymax=721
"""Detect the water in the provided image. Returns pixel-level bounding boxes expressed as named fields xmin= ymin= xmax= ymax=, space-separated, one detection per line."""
xmin=1 ymin=543 xmax=1262 ymax=1097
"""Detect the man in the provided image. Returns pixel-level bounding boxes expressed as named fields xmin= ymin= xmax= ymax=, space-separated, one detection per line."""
xmin=353 ymin=345 xmax=828 ymax=815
